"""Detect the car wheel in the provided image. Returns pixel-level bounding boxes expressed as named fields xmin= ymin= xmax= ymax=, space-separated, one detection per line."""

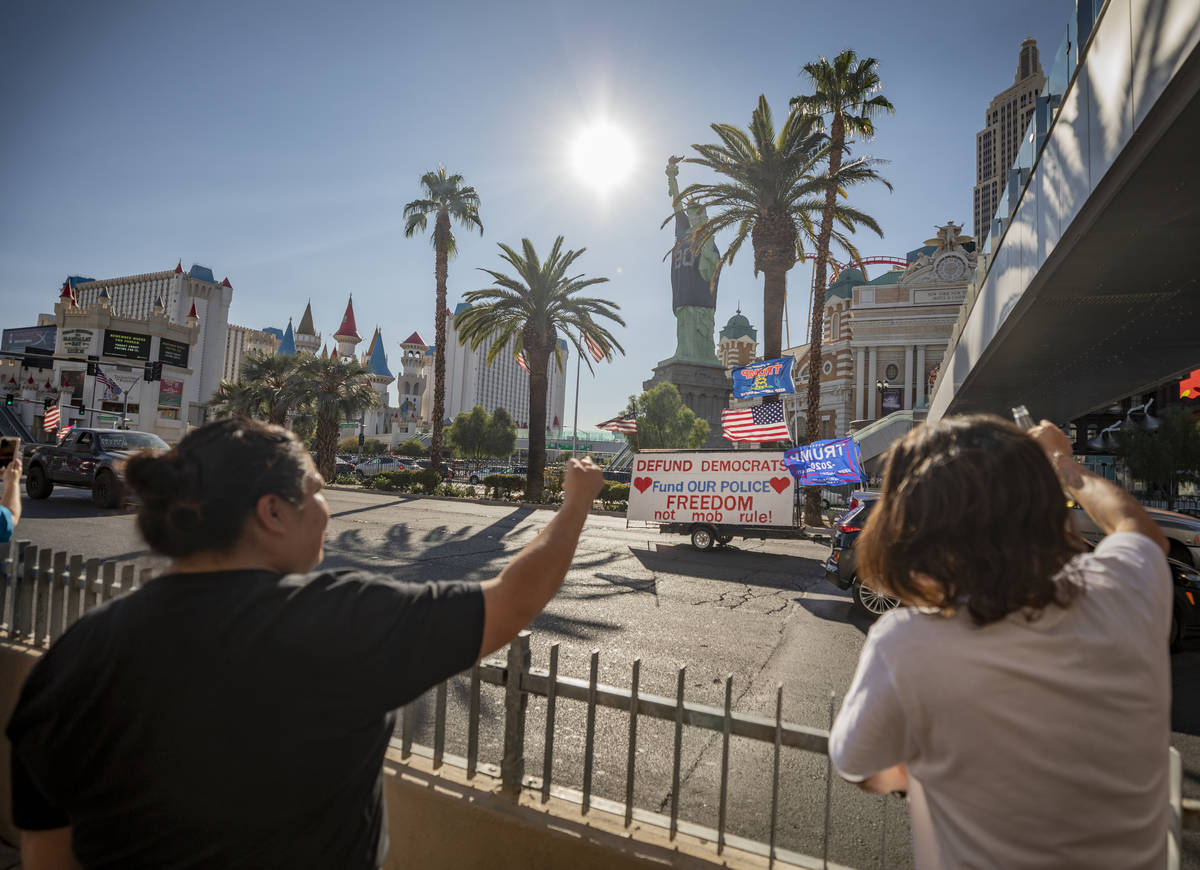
xmin=852 ymin=579 xmax=901 ymax=617
xmin=469 ymin=475 xmax=480 ymax=485
xmin=1170 ymin=609 xmax=1182 ymax=653
xmin=25 ymin=465 xmax=53 ymax=500
xmin=691 ymin=525 xmax=715 ymax=551
xmin=93 ymin=471 xmax=124 ymax=509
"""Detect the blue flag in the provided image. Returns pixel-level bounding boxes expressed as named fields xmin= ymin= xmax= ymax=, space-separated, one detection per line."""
xmin=783 ymin=438 xmax=865 ymax=486
xmin=732 ymin=357 xmax=795 ymax=399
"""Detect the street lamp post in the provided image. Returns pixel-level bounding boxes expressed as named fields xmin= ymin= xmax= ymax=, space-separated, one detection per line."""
xmin=875 ymin=379 xmax=890 ymax=419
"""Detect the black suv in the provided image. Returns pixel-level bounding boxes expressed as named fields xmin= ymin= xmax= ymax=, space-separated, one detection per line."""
xmin=823 ymin=499 xmax=901 ymax=617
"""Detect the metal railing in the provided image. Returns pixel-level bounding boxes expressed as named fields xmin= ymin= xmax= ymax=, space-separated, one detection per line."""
xmin=0 ymin=538 xmax=1188 ymax=868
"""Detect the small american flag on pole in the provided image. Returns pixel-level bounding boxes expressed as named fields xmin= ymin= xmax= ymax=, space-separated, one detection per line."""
xmin=583 ymin=333 xmax=605 ymax=363
xmin=95 ymin=367 xmax=120 ymax=395
xmin=515 ymin=350 xmax=530 ymax=373
xmin=596 ymin=415 xmax=638 ymax=434
xmin=43 ymin=403 xmax=60 ymax=432
xmin=721 ymin=403 xmax=791 ymax=442
xmin=56 ymin=424 xmax=75 ymax=443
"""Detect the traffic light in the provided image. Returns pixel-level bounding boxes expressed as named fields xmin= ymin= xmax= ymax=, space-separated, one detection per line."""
xmin=143 ymin=361 xmax=163 ymax=382
xmin=153 ymin=361 xmax=163 ymax=381
xmin=86 ymin=356 xmax=99 ymax=377
xmin=43 ymin=397 xmax=53 ymax=411
xmin=4 ymin=395 xmax=12 ymax=407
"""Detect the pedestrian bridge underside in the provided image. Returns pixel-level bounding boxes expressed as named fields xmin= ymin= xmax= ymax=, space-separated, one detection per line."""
xmin=930 ymin=0 xmax=1200 ymax=424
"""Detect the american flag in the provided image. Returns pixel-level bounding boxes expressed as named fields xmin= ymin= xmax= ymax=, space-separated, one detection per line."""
xmin=43 ymin=403 xmax=60 ymax=432
xmin=721 ymin=403 xmax=791 ymax=442
xmin=583 ymin=332 xmax=605 ymax=363
xmin=596 ymin=415 xmax=638 ymax=434
xmin=56 ymin=424 xmax=75 ymax=443
xmin=95 ymin=367 xmax=120 ymax=395
xmin=515 ymin=350 xmax=529 ymax=372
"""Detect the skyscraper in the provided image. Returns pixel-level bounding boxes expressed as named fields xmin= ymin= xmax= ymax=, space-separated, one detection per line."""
xmin=973 ymin=38 xmax=1045 ymax=246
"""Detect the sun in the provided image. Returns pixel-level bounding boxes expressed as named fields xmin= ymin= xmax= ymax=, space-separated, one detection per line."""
xmin=570 ymin=120 xmax=636 ymax=194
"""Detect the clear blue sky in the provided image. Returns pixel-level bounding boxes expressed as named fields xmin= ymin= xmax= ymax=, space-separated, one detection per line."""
xmin=0 ymin=0 xmax=1070 ymax=427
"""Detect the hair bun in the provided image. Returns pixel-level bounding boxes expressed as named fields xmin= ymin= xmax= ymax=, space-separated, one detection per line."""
xmin=125 ymin=450 xmax=198 ymax=505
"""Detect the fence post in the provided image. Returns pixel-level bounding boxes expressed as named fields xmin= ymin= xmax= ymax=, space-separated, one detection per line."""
xmin=4 ymin=540 xmax=29 ymax=637
xmin=48 ymin=551 xmax=67 ymax=643
xmin=8 ymin=542 xmax=30 ymax=638
xmin=32 ymin=548 xmax=52 ymax=647
xmin=501 ymin=631 xmax=531 ymax=800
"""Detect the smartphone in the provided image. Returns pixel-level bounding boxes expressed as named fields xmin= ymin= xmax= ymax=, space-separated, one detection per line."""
xmin=0 ymin=437 xmax=19 ymax=465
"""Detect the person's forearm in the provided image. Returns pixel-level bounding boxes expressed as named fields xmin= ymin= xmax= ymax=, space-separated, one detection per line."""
xmin=478 ymin=496 xmax=591 ymax=656
xmin=2 ymin=480 xmax=19 ymax=526
xmin=21 ymin=827 xmax=79 ymax=870
xmin=1055 ymin=456 xmax=1167 ymax=552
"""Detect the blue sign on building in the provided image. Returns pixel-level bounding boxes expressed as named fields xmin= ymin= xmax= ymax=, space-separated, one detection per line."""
xmin=732 ymin=357 xmax=795 ymax=399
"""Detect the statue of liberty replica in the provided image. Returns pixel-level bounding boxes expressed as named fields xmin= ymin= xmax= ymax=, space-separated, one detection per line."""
xmin=642 ymin=156 xmax=732 ymax=446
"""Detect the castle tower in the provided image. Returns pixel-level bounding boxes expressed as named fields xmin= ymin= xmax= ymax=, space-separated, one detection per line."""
xmin=332 ymin=296 xmax=361 ymax=360
xmin=718 ymin=308 xmax=758 ymax=370
xmin=360 ymin=327 xmax=396 ymax=443
xmin=276 ymin=319 xmax=297 ymax=356
xmin=294 ymin=301 xmax=321 ymax=355
xmin=397 ymin=331 xmax=428 ymax=429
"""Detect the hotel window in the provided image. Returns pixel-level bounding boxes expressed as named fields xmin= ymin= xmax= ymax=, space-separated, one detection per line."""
xmin=831 ymin=312 xmax=840 ymax=341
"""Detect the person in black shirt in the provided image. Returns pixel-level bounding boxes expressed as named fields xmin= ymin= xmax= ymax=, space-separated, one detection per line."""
xmin=7 ymin=416 xmax=604 ymax=869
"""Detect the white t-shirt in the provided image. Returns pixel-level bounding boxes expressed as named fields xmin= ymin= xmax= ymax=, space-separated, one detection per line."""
xmin=829 ymin=532 xmax=1172 ymax=870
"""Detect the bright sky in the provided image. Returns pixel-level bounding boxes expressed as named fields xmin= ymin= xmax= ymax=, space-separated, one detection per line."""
xmin=0 ymin=0 xmax=1070 ymax=428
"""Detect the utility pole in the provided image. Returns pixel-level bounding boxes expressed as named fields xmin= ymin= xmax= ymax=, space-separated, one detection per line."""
xmin=571 ymin=333 xmax=581 ymax=458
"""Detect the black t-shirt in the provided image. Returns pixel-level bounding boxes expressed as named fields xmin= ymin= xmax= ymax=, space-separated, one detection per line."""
xmin=7 ymin=569 xmax=485 ymax=869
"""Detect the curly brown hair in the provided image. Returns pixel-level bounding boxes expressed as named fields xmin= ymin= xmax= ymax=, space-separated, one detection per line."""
xmin=856 ymin=414 xmax=1084 ymax=625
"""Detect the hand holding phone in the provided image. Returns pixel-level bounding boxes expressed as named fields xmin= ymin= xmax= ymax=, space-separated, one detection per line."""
xmin=0 ymin=437 xmax=18 ymax=466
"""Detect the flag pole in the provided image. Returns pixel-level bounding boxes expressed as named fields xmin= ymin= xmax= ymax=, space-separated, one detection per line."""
xmin=571 ymin=333 xmax=581 ymax=457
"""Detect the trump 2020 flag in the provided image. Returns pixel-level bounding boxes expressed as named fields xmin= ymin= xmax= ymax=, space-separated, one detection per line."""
xmin=731 ymin=357 xmax=795 ymax=399
xmin=783 ymin=438 xmax=865 ymax=486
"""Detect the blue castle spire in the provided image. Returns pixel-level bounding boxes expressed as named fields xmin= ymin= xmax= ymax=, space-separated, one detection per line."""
xmin=277 ymin=319 xmax=296 ymax=356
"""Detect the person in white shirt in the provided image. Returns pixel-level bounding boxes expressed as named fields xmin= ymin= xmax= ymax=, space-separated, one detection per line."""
xmin=829 ymin=415 xmax=1171 ymax=870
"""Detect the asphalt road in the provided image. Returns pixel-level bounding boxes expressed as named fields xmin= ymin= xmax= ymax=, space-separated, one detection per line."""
xmin=13 ymin=485 xmax=1200 ymax=868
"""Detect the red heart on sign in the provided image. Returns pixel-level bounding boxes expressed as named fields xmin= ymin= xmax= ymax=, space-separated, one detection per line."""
xmin=633 ymin=477 xmax=653 ymax=493
xmin=769 ymin=476 xmax=792 ymax=494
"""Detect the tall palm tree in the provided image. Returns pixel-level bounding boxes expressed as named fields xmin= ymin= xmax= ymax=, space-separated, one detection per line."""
xmin=296 ymin=355 xmax=379 ymax=482
xmin=403 ymin=169 xmax=483 ymax=473
xmin=206 ymin=353 xmax=302 ymax=425
xmin=673 ymin=95 xmax=886 ymax=362
xmin=454 ymin=237 xmax=624 ymax=500
xmin=792 ymin=51 xmax=894 ymax=523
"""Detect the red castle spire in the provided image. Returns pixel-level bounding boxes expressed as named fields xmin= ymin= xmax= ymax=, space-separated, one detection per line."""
xmin=221 ymin=277 xmax=232 ymax=288
xmin=334 ymin=296 xmax=360 ymax=341
xmin=175 ymin=260 xmax=184 ymax=274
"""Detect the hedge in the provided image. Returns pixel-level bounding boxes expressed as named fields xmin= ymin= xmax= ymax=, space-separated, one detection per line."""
xmin=483 ymin=474 xmax=526 ymax=499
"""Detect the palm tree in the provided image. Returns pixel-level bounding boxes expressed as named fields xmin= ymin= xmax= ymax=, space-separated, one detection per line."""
xmin=296 ymin=355 xmax=380 ymax=482
xmin=454 ymin=237 xmax=624 ymax=500
xmin=206 ymin=353 xmax=302 ymax=425
xmin=673 ymin=95 xmax=886 ymax=361
xmin=791 ymin=51 xmax=894 ymax=523
xmin=403 ymin=169 xmax=484 ymax=473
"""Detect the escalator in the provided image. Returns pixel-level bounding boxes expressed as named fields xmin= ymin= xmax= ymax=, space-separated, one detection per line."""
xmin=0 ymin=406 xmax=33 ymax=442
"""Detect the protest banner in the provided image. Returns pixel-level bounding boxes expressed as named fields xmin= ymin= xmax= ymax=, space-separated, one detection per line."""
xmin=627 ymin=451 xmax=794 ymax=526
xmin=783 ymin=438 xmax=865 ymax=487
xmin=731 ymin=357 xmax=795 ymax=399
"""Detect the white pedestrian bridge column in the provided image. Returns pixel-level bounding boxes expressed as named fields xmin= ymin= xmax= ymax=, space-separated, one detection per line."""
xmin=903 ymin=346 xmax=914 ymax=411
xmin=867 ymin=347 xmax=878 ymax=420
xmin=855 ymin=348 xmax=865 ymax=420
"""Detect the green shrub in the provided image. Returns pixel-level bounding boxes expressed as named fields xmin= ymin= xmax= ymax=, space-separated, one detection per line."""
xmin=366 ymin=473 xmax=394 ymax=491
xmin=334 ymin=473 xmax=360 ymax=485
xmin=437 ymin=483 xmax=472 ymax=497
xmin=483 ymin=474 xmax=525 ymax=499
xmin=598 ymin=482 xmax=629 ymax=510
xmin=415 ymin=469 xmax=441 ymax=494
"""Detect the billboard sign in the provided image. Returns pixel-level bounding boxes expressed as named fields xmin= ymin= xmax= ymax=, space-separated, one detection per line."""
xmin=60 ymin=328 xmax=94 ymax=355
xmin=627 ymin=451 xmax=793 ymax=526
xmin=159 ymin=338 xmax=190 ymax=368
xmin=102 ymin=329 xmax=151 ymax=361
xmin=1 ymin=325 xmax=57 ymax=354
xmin=158 ymin=378 xmax=183 ymax=408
